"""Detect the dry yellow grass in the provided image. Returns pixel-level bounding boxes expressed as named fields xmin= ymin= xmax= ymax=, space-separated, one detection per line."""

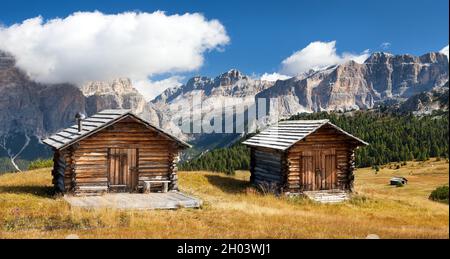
xmin=0 ymin=159 xmax=448 ymax=239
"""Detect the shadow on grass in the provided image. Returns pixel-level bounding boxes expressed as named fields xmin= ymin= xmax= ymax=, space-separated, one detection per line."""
xmin=205 ymin=174 xmax=251 ymax=194
xmin=0 ymin=185 xmax=54 ymax=198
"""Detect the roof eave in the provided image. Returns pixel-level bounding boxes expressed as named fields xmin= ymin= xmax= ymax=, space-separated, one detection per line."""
xmin=325 ymin=122 xmax=369 ymax=146
xmin=41 ymin=139 xmax=59 ymax=150
xmin=241 ymin=142 xmax=287 ymax=151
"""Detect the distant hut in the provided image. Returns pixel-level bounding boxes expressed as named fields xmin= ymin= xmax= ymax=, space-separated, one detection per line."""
xmin=42 ymin=109 xmax=190 ymax=196
xmin=243 ymin=120 xmax=368 ymax=194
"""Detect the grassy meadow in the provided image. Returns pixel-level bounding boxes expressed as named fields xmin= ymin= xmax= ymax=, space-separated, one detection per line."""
xmin=0 ymin=159 xmax=448 ymax=239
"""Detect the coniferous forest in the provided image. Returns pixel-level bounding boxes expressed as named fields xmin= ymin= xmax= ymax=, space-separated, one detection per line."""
xmin=178 ymin=142 xmax=251 ymax=174
xmin=179 ymin=110 xmax=449 ymax=173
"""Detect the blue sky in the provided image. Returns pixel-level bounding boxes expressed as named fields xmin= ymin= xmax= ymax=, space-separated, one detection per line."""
xmin=0 ymin=0 xmax=448 ymax=98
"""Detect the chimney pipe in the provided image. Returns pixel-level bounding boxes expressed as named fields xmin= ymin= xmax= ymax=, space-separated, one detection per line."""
xmin=75 ymin=112 xmax=85 ymax=132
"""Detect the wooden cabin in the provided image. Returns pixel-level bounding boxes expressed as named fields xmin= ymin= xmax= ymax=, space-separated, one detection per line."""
xmin=242 ymin=120 xmax=368 ymax=194
xmin=43 ymin=109 xmax=191 ymax=196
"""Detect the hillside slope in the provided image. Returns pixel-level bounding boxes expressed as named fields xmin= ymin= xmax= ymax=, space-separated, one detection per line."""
xmin=0 ymin=160 xmax=448 ymax=238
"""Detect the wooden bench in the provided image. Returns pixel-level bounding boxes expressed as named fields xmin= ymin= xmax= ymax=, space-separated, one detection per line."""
xmin=143 ymin=180 xmax=171 ymax=193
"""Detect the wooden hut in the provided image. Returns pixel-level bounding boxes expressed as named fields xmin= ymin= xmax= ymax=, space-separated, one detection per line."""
xmin=242 ymin=120 xmax=368 ymax=194
xmin=43 ymin=109 xmax=191 ymax=196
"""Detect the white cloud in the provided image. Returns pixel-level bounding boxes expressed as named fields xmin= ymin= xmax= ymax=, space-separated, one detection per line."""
xmin=380 ymin=42 xmax=391 ymax=50
xmin=280 ymin=41 xmax=370 ymax=76
xmin=440 ymin=45 xmax=449 ymax=58
xmin=134 ymin=76 xmax=183 ymax=101
xmin=0 ymin=11 xmax=229 ymax=87
xmin=260 ymin=72 xmax=291 ymax=82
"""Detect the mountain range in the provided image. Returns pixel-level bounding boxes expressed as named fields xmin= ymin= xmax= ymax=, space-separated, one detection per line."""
xmin=256 ymin=52 xmax=448 ymax=115
xmin=0 ymin=49 xmax=448 ymax=172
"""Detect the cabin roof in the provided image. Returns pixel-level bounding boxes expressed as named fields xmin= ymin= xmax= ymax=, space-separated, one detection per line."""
xmin=42 ymin=109 xmax=191 ymax=150
xmin=242 ymin=119 xmax=368 ymax=151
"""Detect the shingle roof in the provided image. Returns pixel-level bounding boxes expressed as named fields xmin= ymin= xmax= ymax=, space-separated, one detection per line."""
xmin=242 ymin=119 xmax=368 ymax=151
xmin=42 ymin=109 xmax=191 ymax=150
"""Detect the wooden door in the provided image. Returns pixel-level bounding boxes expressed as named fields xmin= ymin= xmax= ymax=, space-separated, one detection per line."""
xmin=300 ymin=149 xmax=337 ymax=191
xmin=321 ymin=149 xmax=337 ymax=189
xmin=301 ymin=151 xmax=315 ymax=191
xmin=108 ymin=148 xmax=138 ymax=192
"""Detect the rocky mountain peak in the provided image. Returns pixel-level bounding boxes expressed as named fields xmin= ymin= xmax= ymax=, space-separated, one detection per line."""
xmin=419 ymin=52 xmax=449 ymax=64
xmin=340 ymin=59 xmax=365 ymax=70
xmin=216 ymin=69 xmax=247 ymax=86
xmin=185 ymin=76 xmax=213 ymax=91
xmin=78 ymin=78 xmax=161 ymax=126
xmin=222 ymin=68 xmax=245 ymax=78
xmin=81 ymin=78 xmax=135 ymax=97
xmin=364 ymin=52 xmax=394 ymax=64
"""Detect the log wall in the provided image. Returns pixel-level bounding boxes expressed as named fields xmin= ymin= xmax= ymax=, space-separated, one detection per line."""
xmin=252 ymin=147 xmax=285 ymax=192
xmin=60 ymin=147 xmax=76 ymax=192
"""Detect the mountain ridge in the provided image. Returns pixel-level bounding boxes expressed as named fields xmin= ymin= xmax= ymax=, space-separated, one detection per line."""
xmin=254 ymin=51 xmax=448 ymax=116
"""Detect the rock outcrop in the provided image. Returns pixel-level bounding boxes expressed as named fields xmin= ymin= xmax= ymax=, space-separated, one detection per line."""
xmin=398 ymin=81 xmax=449 ymax=114
xmin=0 ymin=51 xmax=86 ymax=136
xmin=81 ymin=78 xmax=160 ymax=126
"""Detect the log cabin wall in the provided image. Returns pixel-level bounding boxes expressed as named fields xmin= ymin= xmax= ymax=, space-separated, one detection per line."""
xmin=70 ymin=117 xmax=180 ymax=195
xmin=62 ymin=149 xmax=74 ymax=192
xmin=252 ymin=147 xmax=285 ymax=191
xmin=286 ymin=125 xmax=358 ymax=193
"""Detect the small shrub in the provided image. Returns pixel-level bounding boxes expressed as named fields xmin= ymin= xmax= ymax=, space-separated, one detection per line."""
xmin=257 ymin=182 xmax=279 ymax=195
xmin=429 ymin=186 xmax=449 ymax=204
xmin=372 ymin=165 xmax=380 ymax=174
xmin=28 ymin=158 xmax=53 ymax=170
xmin=118 ymin=212 xmax=131 ymax=227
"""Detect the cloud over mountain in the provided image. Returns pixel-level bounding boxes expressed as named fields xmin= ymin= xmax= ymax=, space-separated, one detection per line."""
xmin=260 ymin=72 xmax=291 ymax=82
xmin=134 ymin=76 xmax=184 ymax=102
xmin=440 ymin=45 xmax=449 ymax=58
xmin=280 ymin=41 xmax=370 ymax=76
xmin=0 ymin=11 xmax=229 ymax=91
